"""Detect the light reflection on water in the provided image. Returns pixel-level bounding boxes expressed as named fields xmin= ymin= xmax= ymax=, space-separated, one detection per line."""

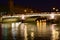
xmin=1 ymin=21 xmax=60 ymax=40
xmin=51 ymin=24 xmax=59 ymax=40
xmin=2 ymin=24 xmax=8 ymax=40
xmin=11 ymin=23 xmax=16 ymax=40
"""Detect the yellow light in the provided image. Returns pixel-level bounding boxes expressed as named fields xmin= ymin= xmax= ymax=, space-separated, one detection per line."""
xmin=31 ymin=11 xmax=33 ymax=13
xmin=24 ymin=9 xmax=27 ymax=12
xmin=37 ymin=20 xmax=40 ymax=27
xmin=31 ymin=32 xmax=34 ymax=37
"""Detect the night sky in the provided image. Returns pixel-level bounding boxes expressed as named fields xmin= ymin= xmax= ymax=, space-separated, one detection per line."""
xmin=0 ymin=0 xmax=8 ymax=5
xmin=14 ymin=0 xmax=60 ymax=11
xmin=0 ymin=0 xmax=60 ymax=11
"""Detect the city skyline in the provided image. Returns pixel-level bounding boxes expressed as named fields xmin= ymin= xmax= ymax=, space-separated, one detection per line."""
xmin=0 ymin=0 xmax=60 ymax=11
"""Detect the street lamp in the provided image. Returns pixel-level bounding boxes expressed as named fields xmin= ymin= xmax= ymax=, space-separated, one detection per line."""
xmin=24 ymin=9 xmax=27 ymax=13
xmin=56 ymin=9 xmax=59 ymax=12
xmin=53 ymin=7 xmax=59 ymax=12
xmin=53 ymin=8 xmax=56 ymax=10
xmin=24 ymin=9 xmax=27 ymax=14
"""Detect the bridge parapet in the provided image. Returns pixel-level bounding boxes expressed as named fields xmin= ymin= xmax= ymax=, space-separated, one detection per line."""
xmin=2 ymin=12 xmax=60 ymax=19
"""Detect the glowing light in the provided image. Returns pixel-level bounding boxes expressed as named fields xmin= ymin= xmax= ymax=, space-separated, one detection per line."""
xmin=50 ymin=13 xmax=55 ymax=19
xmin=16 ymin=22 xmax=21 ymax=27
xmin=11 ymin=23 xmax=16 ymax=40
xmin=37 ymin=20 xmax=40 ymax=31
xmin=31 ymin=11 xmax=33 ymax=13
xmin=53 ymin=8 xmax=55 ymax=10
xmin=21 ymin=15 xmax=25 ymax=20
xmin=12 ymin=23 xmax=15 ymax=28
xmin=24 ymin=24 xmax=27 ymax=38
xmin=42 ymin=20 xmax=46 ymax=32
xmin=37 ymin=20 xmax=39 ymax=27
xmin=24 ymin=9 xmax=27 ymax=12
xmin=51 ymin=24 xmax=59 ymax=40
xmin=56 ymin=9 xmax=59 ymax=11
xmin=31 ymin=32 xmax=34 ymax=37
xmin=15 ymin=22 xmax=21 ymax=31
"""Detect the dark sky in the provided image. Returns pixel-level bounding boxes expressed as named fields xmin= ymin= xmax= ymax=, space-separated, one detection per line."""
xmin=0 ymin=0 xmax=8 ymax=5
xmin=14 ymin=0 xmax=60 ymax=11
xmin=0 ymin=0 xmax=60 ymax=11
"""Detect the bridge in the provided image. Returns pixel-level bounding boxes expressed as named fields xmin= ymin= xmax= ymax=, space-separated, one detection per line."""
xmin=1 ymin=12 xmax=60 ymax=23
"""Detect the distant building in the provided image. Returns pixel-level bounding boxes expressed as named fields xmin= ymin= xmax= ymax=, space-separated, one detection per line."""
xmin=8 ymin=0 xmax=40 ymax=15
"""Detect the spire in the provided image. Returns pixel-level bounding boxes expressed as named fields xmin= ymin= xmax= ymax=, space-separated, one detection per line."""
xmin=9 ymin=0 xmax=14 ymax=15
xmin=9 ymin=0 xmax=14 ymax=10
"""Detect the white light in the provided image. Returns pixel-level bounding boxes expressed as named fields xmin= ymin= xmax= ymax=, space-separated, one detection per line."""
xmin=50 ymin=13 xmax=55 ymax=19
xmin=53 ymin=8 xmax=55 ymax=10
xmin=56 ymin=9 xmax=59 ymax=11
xmin=21 ymin=15 xmax=25 ymax=20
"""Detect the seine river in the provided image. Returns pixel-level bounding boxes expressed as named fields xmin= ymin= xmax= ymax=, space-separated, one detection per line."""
xmin=0 ymin=21 xmax=60 ymax=40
